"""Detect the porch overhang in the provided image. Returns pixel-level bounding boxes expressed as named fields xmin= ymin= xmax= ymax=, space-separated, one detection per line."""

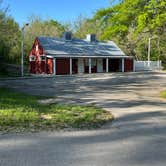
xmin=46 ymin=54 xmax=134 ymax=59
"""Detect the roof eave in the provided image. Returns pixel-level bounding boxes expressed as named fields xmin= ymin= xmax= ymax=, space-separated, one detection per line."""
xmin=46 ymin=54 xmax=133 ymax=59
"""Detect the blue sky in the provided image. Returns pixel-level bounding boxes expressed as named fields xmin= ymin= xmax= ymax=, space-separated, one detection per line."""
xmin=4 ymin=0 xmax=112 ymax=26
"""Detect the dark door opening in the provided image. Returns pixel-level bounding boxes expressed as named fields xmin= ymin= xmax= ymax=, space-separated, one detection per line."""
xmin=72 ymin=59 xmax=78 ymax=74
xmin=109 ymin=59 xmax=121 ymax=72
xmin=84 ymin=59 xmax=89 ymax=73
xmin=91 ymin=59 xmax=97 ymax=73
xmin=103 ymin=59 xmax=106 ymax=72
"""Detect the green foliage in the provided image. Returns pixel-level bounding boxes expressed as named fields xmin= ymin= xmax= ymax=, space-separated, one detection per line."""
xmin=89 ymin=0 xmax=166 ymax=62
xmin=24 ymin=15 xmax=66 ymax=64
xmin=160 ymin=90 xmax=166 ymax=99
xmin=73 ymin=15 xmax=103 ymax=40
xmin=0 ymin=2 xmax=21 ymax=64
xmin=0 ymin=88 xmax=113 ymax=132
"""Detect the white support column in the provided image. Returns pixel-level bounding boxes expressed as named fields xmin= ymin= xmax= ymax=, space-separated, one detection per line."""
xmin=53 ymin=58 xmax=56 ymax=75
xmin=159 ymin=61 xmax=162 ymax=70
xmin=89 ymin=58 xmax=91 ymax=74
xmin=106 ymin=58 xmax=109 ymax=73
xmin=70 ymin=58 xmax=72 ymax=75
xmin=133 ymin=59 xmax=135 ymax=72
xmin=122 ymin=58 xmax=124 ymax=72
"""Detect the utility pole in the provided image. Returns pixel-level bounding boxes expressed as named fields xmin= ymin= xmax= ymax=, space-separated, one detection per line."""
xmin=148 ymin=37 xmax=151 ymax=67
xmin=148 ymin=36 xmax=159 ymax=67
xmin=21 ymin=23 xmax=29 ymax=77
xmin=157 ymin=38 xmax=160 ymax=69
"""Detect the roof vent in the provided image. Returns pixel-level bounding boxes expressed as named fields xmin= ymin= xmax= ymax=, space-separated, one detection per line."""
xmin=62 ymin=32 xmax=72 ymax=41
xmin=86 ymin=34 xmax=96 ymax=42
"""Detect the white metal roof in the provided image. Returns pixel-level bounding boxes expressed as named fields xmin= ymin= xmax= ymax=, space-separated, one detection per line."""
xmin=38 ymin=36 xmax=131 ymax=58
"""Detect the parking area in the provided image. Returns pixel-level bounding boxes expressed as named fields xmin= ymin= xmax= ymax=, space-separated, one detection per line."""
xmin=1 ymin=72 xmax=166 ymax=118
xmin=0 ymin=72 xmax=166 ymax=166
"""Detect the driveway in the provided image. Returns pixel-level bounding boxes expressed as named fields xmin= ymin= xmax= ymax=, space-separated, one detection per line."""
xmin=0 ymin=72 xmax=166 ymax=166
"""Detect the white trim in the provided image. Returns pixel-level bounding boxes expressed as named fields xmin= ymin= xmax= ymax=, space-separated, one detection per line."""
xmin=106 ymin=58 xmax=109 ymax=73
xmin=29 ymin=55 xmax=36 ymax=61
xmin=122 ymin=58 xmax=124 ymax=72
xmin=53 ymin=58 xmax=56 ymax=75
xmin=46 ymin=55 xmax=54 ymax=58
xmin=133 ymin=59 xmax=135 ymax=72
xmin=70 ymin=58 xmax=72 ymax=75
xmin=46 ymin=55 xmax=133 ymax=59
xmin=89 ymin=58 xmax=91 ymax=74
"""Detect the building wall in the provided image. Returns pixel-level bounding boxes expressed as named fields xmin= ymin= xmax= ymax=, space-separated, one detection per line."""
xmin=46 ymin=58 xmax=53 ymax=74
xmin=97 ymin=58 xmax=103 ymax=73
xmin=56 ymin=58 xmax=70 ymax=75
xmin=78 ymin=58 xmax=84 ymax=73
xmin=29 ymin=38 xmax=46 ymax=74
xmin=124 ymin=59 xmax=133 ymax=72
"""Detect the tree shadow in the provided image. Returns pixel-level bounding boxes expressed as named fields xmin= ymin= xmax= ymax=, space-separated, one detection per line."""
xmin=0 ymin=110 xmax=166 ymax=166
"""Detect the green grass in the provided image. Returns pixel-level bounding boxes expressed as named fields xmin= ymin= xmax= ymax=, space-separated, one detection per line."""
xmin=160 ymin=90 xmax=166 ymax=99
xmin=0 ymin=88 xmax=113 ymax=133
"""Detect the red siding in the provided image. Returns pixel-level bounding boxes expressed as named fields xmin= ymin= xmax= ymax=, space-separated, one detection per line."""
xmin=29 ymin=38 xmax=46 ymax=74
xmin=56 ymin=58 xmax=70 ymax=75
xmin=124 ymin=59 xmax=133 ymax=72
xmin=41 ymin=61 xmax=46 ymax=73
xmin=47 ymin=58 xmax=53 ymax=74
xmin=29 ymin=61 xmax=36 ymax=74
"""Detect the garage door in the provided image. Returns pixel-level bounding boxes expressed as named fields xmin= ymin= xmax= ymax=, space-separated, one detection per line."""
xmin=56 ymin=58 xmax=70 ymax=75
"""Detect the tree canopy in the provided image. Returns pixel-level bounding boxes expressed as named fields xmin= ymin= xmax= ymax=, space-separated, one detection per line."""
xmin=0 ymin=1 xmax=20 ymax=63
xmin=74 ymin=0 xmax=166 ymax=62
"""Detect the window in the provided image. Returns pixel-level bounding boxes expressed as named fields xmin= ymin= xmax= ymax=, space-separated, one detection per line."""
xmin=39 ymin=55 xmax=46 ymax=61
xmin=29 ymin=55 xmax=36 ymax=61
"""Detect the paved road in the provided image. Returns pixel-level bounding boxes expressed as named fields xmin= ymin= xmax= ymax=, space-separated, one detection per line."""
xmin=0 ymin=72 xmax=166 ymax=166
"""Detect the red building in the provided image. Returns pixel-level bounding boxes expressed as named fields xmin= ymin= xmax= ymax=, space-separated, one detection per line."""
xmin=29 ymin=33 xmax=134 ymax=75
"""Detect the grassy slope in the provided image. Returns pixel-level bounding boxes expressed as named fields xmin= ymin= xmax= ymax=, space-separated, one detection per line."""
xmin=0 ymin=88 xmax=113 ymax=132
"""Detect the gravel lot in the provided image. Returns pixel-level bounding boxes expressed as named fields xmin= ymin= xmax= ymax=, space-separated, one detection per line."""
xmin=0 ymin=71 xmax=166 ymax=166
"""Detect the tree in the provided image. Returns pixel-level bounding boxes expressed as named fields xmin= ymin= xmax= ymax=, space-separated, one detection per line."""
xmin=73 ymin=15 xmax=103 ymax=40
xmin=0 ymin=0 xmax=20 ymax=64
xmin=92 ymin=0 xmax=166 ymax=62
xmin=24 ymin=15 xmax=66 ymax=63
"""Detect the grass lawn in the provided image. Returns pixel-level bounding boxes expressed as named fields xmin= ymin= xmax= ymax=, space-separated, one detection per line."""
xmin=160 ymin=90 xmax=166 ymax=99
xmin=0 ymin=88 xmax=113 ymax=133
